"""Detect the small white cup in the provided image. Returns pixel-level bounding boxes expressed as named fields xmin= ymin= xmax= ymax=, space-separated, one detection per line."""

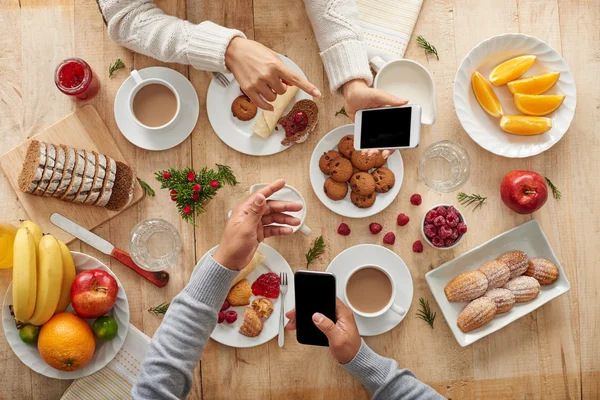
xmin=344 ymin=264 xmax=406 ymax=318
xmin=370 ymin=56 xmax=436 ymax=125
xmin=128 ymin=69 xmax=181 ymax=130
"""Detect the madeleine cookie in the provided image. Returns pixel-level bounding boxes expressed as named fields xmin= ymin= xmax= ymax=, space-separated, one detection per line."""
xmin=351 ymin=151 xmax=377 ymax=171
xmin=330 ymin=157 xmax=353 ymax=183
xmin=372 ymin=167 xmax=395 ymax=193
xmin=373 ymin=153 xmax=387 ymax=168
xmin=457 ymin=297 xmax=497 ymax=333
xmin=324 ymin=178 xmax=348 ymax=200
xmin=482 ymin=288 xmax=515 ymax=314
xmin=319 ymin=150 xmax=342 ymax=174
xmin=524 ymin=258 xmax=559 ymax=285
xmin=498 ymin=250 xmax=529 ymax=278
xmin=444 ymin=270 xmax=489 ymax=302
xmin=350 ymin=191 xmax=376 ymax=208
xmin=338 ymin=135 xmax=355 ymax=159
xmin=503 ymin=276 xmax=540 ymax=303
xmin=479 ymin=260 xmax=511 ymax=289
xmin=231 ymin=95 xmax=257 ymax=121
xmin=349 ymin=172 xmax=375 ymax=195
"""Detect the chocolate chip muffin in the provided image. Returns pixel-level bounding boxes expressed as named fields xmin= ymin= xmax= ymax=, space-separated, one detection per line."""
xmin=351 ymin=151 xmax=377 ymax=171
xmin=372 ymin=167 xmax=395 ymax=193
xmin=231 ymin=95 xmax=257 ymax=121
xmin=324 ymin=178 xmax=348 ymax=200
xmin=373 ymin=153 xmax=387 ymax=168
xmin=349 ymin=172 xmax=376 ymax=195
xmin=337 ymin=135 xmax=355 ymax=159
xmin=351 ymin=191 xmax=376 ymax=208
xmin=319 ymin=150 xmax=342 ymax=174
xmin=330 ymin=157 xmax=353 ymax=183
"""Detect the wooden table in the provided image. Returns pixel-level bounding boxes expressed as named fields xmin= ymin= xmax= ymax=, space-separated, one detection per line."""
xmin=0 ymin=0 xmax=598 ymax=398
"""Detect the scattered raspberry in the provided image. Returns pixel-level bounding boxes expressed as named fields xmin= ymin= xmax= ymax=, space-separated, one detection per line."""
xmin=412 ymin=240 xmax=424 ymax=253
xmin=444 ymin=238 xmax=455 ymax=247
xmin=433 ymin=215 xmax=446 ymax=226
xmin=187 ymin=171 xmax=195 ymax=181
xmin=410 ymin=194 xmax=422 ymax=206
xmin=424 ymin=224 xmax=437 ymax=238
xmin=337 ymin=223 xmax=351 ymax=236
xmin=445 ymin=213 xmax=459 ymax=227
xmin=170 ymin=189 xmax=177 ymax=196
xmin=170 ymin=196 xmax=177 ymax=202
xmin=218 ymin=311 xmax=225 ymax=323
xmin=162 ymin=171 xmax=171 ymax=180
xmin=252 ymin=272 xmax=280 ymax=298
xmin=383 ymin=232 xmax=396 ymax=245
xmin=220 ymin=301 xmax=230 ymax=312
xmin=457 ymin=222 xmax=468 ymax=235
xmin=193 ymin=184 xmax=201 ymax=192
xmin=439 ymin=225 xmax=453 ymax=240
xmin=425 ymin=210 xmax=438 ymax=223
xmin=183 ymin=206 xmax=192 ymax=215
xmin=224 ymin=310 xmax=238 ymax=324
xmin=210 ymin=180 xmax=220 ymax=189
xmin=397 ymin=213 xmax=410 ymax=226
xmin=192 ymin=193 xmax=199 ymax=201
xmin=369 ymin=223 xmax=383 ymax=234
xmin=450 ymin=228 xmax=459 ymax=240
xmin=435 ymin=206 xmax=448 ymax=217
xmin=431 ymin=236 xmax=444 ymax=247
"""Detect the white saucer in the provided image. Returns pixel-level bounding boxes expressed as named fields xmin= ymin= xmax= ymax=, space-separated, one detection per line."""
xmin=114 ymin=67 xmax=200 ymax=151
xmin=206 ymin=54 xmax=312 ymax=156
xmin=326 ymin=244 xmax=413 ymax=336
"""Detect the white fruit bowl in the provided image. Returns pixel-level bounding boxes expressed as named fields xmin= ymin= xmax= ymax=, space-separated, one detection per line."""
xmin=2 ymin=252 xmax=129 ymax=379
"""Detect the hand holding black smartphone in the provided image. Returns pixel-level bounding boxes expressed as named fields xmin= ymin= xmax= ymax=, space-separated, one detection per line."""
xmin=294 ymin=271 xmax=336 ymax=347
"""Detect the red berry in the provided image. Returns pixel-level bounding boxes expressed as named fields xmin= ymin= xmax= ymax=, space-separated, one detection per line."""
xmin=431 ymin=236 xmax=444 ymax=247
xmin=424 ymin=224 xmax=437 ymax=238
xmin=369 ymin=223 xmax=383 ymax=234
xmin=425 ymin=210 xmax=438 ymax=223
xmin=450 ymin=228 xmax=459 ymax=240
xmin=439 ymin=225 xmax=453 ymax=240
xmin=412 ymin=240 xmax=424 ymax=253
xmin=162 ymin=171 xmax=171 ymax=179
xmin=397 ymin=213 xmax=410 ymax=226
xmin=447 ymin=206 xmax=458 ymax=215
xmin=444 ymin=238 xmax=456 ymax=247
xmin=170 ymin=196 xmax=177 ymax=202
xmin=410 ymin=194 xmax=422 ymax=205
xmin=383 ymin=232 xmax=396 ymax=245
xmin=433 ymin=215 xmax=446 ymax=226
xmin=218 ymin=311 xmax=225 ymax=323
xmin=183 ymin=206 xmax=192 ymax=215
xmin=192 ymin=193 xmax=199 ymax=201
xmin=337 ymin=223 xmax=351 ymax=236
xmin=220 ymin=301 xmax=230 ymax=311
xmin=435 ymin=206 xmax=448 ymax=217
xmin=187 ymin=171 xmax=195 ymax=181
xmin=210 ymin=180 xmax=220 ymax=189
xmin=457 ymin=222 xmax=468 ymax=235
xmin=224 ymin=310 xmax=238 ymax=324
xmin=445 ymin=213 xmax=459 ymax=227
xmin=193 ymin=184 xmax=201 ymax=192
xmin=170 ymin=189 xmax=177 ymax=196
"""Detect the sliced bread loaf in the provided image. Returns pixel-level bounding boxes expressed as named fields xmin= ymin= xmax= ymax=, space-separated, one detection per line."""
xmin=53 ymin=145 xmax=75 ymax=198
xmin=18 ymin=140 xmax=47 ymax=193
xmin=33 ymin=143 xmax=56 ymax=196
xmin=105 ymin=161 xmax=135 ymax=211
xmin=83 ymin=152 xmax=107 ymax=205
xmin=74 ymin=150 xmax=96 ymax=203
xmin=94 ymin=156 xmax=116 ymax=207
xmin=42 ymin=145 xmax=66 ymax=197
xmin=61 ymin=149 xmax=86 ymax=201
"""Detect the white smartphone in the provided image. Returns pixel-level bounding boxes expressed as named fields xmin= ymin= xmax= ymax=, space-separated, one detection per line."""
xmin=354 ymin=105 xmax=421 ymax=150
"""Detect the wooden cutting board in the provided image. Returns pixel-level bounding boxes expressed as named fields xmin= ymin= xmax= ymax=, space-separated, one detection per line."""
xmin=0 ymin=105 xmax=144 ymax=244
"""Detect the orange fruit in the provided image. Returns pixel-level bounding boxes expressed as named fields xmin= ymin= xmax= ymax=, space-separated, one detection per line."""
xmin=507 ymin=72 xmax=560 ymax=95
xmin=472 ymin=71 xmax=503 ymax=118
xmin=500 ymin=115 xmax=552 ymax=135
xmin=37 ymin=312 xmax=95 ymax=371
xmin=514 ymin=94 xmax=565 ymax=116
xmin=489 ymin=55 xmax=536 ymax=86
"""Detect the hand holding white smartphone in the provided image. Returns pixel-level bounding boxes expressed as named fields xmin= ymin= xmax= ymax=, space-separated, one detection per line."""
xmin=353 ymin=105 xmax=421 ymax=150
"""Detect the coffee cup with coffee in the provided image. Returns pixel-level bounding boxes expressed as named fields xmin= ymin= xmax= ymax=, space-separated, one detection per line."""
xmin=129 ymin=70 xmax=180 ymax=130
xmin=344 ymin=264 xmax=406 ymax=318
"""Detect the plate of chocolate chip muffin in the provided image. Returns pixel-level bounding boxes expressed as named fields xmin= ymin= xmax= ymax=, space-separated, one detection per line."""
xmin=309 ymin=124 xmax=404 ymax=218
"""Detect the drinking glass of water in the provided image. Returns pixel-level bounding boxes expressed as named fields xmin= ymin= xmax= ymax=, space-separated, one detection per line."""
xmin=418 ymin=140 xmax=471 ymax=193
xmin=129 ymin=218 xmax=182 ymax=271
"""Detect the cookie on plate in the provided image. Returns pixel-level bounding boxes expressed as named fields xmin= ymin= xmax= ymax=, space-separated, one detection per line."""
xmin=372 ymin=167 xmax=395 ymax=193
xmin=338 ymin=135 xmax=355 ymax=159
xmin=351 ymin=151 xmax=377 ymax=171
xmin=324 ymin=178 xmax=348 ymax=200
xmin=319 ymin=150 xmax=342 ymax=174
xmin=373 ymin=153 xmax=387 ymax=168
xmin=330 ymin=157 xmax=353 ymax=183
xmin=231 ymin=95 xmax=257 ymax=121
xmin=350 ymin=191 xmax=376 ymax=208
xmin=349 ymin=172 xmax=375 ymax=195
xmin=226 ymin=279 xmax=252 ymax=306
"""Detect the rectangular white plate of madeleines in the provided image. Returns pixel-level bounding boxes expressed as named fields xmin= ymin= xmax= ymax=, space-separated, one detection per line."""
xmin=425 ymin=219 xmax=570 ymax=346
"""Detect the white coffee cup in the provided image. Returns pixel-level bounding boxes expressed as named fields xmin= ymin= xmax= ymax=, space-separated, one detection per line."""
xmin=344 ymin=264 xmax=406 ymax=318
xmin=128 ymin=69 xmax=181 ymax=130
xmin=370 ymin=56 xmax=436 ymax=125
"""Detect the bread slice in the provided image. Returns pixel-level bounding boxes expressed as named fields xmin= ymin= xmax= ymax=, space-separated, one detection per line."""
xmin=231 ymin=250 xmax=265 ymax=287
xmin=33 ymin=143 xmax=56 ymax=196
xmin=83 ymin=152 xmax=106 ymax=205
xmin=42 ymin=145 xmax=66 ymax=197
xmin=279 ymin=99 xmax=319 ymax=146
xmin=105 ymin=161 xmax=135 ymax=211
xmin=53 ymin=145 xmax=75 ymax=198
xmin=74 ymin=150 xmax=96 ymax=203
xmin=94 ymin=156 xmax=116 ymax=207
xmin=18 ymin=140 xmax=47 ymax=193
xmin=61 ymin=149 xmax=86 ymax=201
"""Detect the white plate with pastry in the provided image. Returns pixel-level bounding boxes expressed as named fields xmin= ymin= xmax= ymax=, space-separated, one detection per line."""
xmin=309 ymin=124 xmax=404 ymax=218
xmin=193 ymin=243 xmax=294 ymax=348
xmin=425 ymin=219 xmax=570 ymax=347
xmin=206 ymin=54 xmax=313 ymax=156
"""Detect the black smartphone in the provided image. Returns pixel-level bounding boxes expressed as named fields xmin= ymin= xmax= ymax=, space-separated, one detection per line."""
xmin=294 ymin=270 xmax=337 ymax=347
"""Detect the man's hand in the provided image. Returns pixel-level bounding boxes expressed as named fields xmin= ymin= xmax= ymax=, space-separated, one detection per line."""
xmin=213 ymin=179 xmax=303 ymax=271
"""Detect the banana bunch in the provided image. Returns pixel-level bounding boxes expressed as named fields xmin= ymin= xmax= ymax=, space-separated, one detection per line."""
xmin=12 ymin=221 xmax=76 ymax=326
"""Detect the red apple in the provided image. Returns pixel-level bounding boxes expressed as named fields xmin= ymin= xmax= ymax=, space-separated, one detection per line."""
xmin=500 ymin=170 xmax=548 ymax=214
xmin=71 ymin=269 xmax=118 ymax=319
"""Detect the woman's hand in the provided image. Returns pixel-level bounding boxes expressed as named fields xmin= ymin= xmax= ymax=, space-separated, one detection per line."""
xmin=213 ymin=179 xmax=303 ymax=271
xmin=225 ymin=37 xmax=321 ymax=110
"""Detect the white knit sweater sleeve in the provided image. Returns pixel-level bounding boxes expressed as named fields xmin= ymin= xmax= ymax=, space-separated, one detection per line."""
xmin=98 ymin=0 xmax=246 ymax=72
xmin=303 ymin=0 xmax=373 ymax=91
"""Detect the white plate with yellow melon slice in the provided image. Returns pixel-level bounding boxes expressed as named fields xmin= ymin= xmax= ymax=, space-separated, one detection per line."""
xmin=206 ymin=54 xmax=313 ymax=156
xmin=454 ymin=33 xmax=576 ymax=158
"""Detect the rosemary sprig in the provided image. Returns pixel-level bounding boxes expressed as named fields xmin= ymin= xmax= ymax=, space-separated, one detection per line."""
xmin=335 ymin=107 xmax=349 ymax=118
xmin=545 ymin=177 xmax=561 ymax=200
xmin=416 ymin=35 xmax=439 ymax=60
xmin=457 ymin=192 xmax=487 ymax=210
xmin=137 ymin=178 xmax=155 ymax=197
xmin=216 ymin=164 xmax=238 ymax=186
xmin=148 ymin=302 xmax=170 ymax=315
xmin=416 ymin=297 xmax=436 ymax=329
xmin=108 ymin=58 xmax=125 ymax=77
xmin=305 ymin=235 xmax=326 ymax=268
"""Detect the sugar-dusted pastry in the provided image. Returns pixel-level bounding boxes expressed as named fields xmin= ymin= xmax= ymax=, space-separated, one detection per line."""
xmin=482 ymin=288 xmax=515 ymax=314
xmin=524 ymin=257 xmax=559 ymax=285
xmin=503 ymin=276 xmax=541 ymax=303
xmin=251 ymin=298 xmax=274 ymax=319
xmin=239 ymin=308 xmax=263 ymax=337
xmin=479 ymin=260 xmax=510 ymax=289
xmin=226 ymin=279 xmax=252 ymax=306
xmin=444 ymin=270 xmax=489 ymax=302
xmin=497 ymin=250 xmax=529 ymax=279
xmin=457 ymin=297 xmax=497 ymax=333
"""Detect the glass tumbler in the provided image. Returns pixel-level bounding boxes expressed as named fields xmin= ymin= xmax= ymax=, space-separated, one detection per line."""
xmin=418 ymin=140 xmax=471 ymax=193
xmin=129 ymin=218 xmax=182 ymax=271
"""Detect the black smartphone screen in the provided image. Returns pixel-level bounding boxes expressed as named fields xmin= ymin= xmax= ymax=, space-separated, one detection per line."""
xmin=294 ymin=271 xmax=336 ymax=347
xmin=360 ymin=107 xmax=412 ymax=149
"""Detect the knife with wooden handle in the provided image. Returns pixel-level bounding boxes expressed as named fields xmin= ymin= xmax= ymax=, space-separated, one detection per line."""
xmin=50 ymin=213 xmax=169 ymax=287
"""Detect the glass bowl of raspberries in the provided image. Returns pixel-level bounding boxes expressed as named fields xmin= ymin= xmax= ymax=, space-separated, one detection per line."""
xmin=421 ymin=204 xmax=467 ymax=250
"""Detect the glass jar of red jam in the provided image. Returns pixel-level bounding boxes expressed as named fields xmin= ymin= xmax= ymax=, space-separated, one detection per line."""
xmin=54 ymin=58 xmax=100 ymax=100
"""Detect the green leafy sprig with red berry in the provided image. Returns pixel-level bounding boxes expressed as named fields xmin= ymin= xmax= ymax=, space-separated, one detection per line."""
xmin=155 ymin=164 xmax=237 ymax=223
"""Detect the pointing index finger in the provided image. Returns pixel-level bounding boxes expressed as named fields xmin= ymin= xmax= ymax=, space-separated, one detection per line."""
xmin=279 ymin=67 xmax=321 ymax=97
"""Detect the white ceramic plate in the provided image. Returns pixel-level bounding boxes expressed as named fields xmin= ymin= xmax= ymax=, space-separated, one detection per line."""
xmin=2 ymin=252 xmax=130 ymax=379
xmin=326 ymin=244 xmax=413 ymax=336
xmin=454 ymin=33 xmax=576 ymax=158
xmin=425 ymin=220 xmax=570 ymax=347
xmin=115 ymin=67 xmax=200 ymax=151
xmin=206 ymin=54 xmax=312 ymax=156
xmin=193 ymin=243 xmax=294 ymax=348
xmin=309 ymin=124 xmax=404 ymax=218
